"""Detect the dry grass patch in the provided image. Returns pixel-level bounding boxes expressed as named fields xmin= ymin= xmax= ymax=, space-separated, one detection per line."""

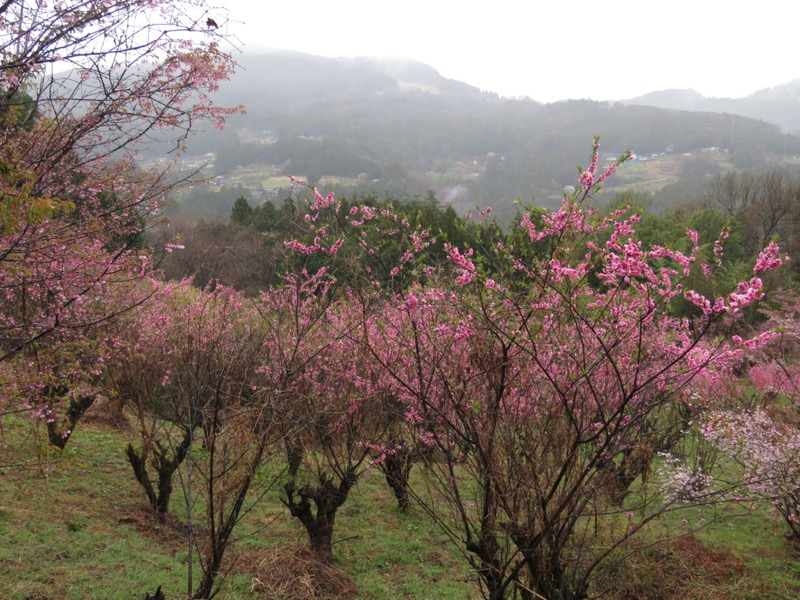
xmin=600 ymin=534 xmax=749 ymax=599
xmin=239 ymin=544 xmax=358 ymax=600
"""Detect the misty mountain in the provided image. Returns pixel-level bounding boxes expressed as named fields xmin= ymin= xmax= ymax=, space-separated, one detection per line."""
xmin=215 ymin=51 xmax=495 ymax=110
xmin=623 ymin=80 xmax=800 ymax=133
xmin=221 ymin=51 xmax=800 ymax=133
xmin=171 ymin=51 xmax=800 ymax=222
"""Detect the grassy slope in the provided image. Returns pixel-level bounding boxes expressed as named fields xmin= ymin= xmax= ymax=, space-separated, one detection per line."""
xmin=0 ymin=415 xmax=477 ymax=600
xmin=2 ymin=414 xmax=800 ymax=599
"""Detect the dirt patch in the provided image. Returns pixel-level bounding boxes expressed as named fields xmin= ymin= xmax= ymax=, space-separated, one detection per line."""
xmin=115 ymin=505 xmax=200 ymax=549
xmin=236 ymin=544 xmax=358 ymax=599
xmin=81 ymin=397 xmax=132 ymax=431
xmin=600 ymin=534 xmax=747 ymax=599
xmin=670 ymin=534 xmax=746 ymax=582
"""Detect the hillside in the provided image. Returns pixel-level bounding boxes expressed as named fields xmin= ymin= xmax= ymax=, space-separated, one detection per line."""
xmin=623 ymin=80 xmax=800 ymax=134
xmin=6 ymin=416 xmax=800 ymax=600
xmin=159 ymin=51 xmax=800 ymax=222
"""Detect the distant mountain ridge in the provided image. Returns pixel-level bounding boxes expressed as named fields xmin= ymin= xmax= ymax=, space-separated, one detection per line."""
xmin=173 ymin=50 xmax=800 ymax=223
xmin=224 ymin=51 xmax=800 ymax=133
xmin=622 ymin=80 xmax=800 ymax=133
xmin=219 ymin=51 xmax=495 ymax=109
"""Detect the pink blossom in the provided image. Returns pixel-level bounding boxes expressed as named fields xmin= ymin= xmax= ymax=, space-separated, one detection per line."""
xmin=405 ymin=292 xmax=419 ymax=311
xmin=754 ymin=242 xmax=784 ymax=273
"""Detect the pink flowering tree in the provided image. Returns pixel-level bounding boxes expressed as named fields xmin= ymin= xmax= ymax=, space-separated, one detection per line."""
xmin=108 ymin=279 xmax=262 ymax=511
xmin=107 ymin=277 xmax=282 ymax=599
xmin=0 ymin=0 xmax=240 ymax=443
xmin=336 ymin=140 xmax=786 ymax=600
xmin=267 ymin=140 xmax=786 ymax=597
xmin=702 ymin=408 xmax=800 ymax=539
xmin=279 ymin=177 xmax=441 ymax=291
xmin=103 ymin=280 xmax=195 ymax=515
xmin=5 ymin=277 xmax=155 ymax=449
xmin=279 ymin=180 xmax=455 ymax=514
xmin=249 ymin=265 xmax=398 ymax=557
xmin=0 ymin=0 xmax=240 ymax=173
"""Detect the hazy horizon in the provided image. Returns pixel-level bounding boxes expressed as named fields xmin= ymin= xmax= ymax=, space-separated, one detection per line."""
xmin=235 ymin=48 xmax=799 ymax=104
xmin=218 ymin=0 xmax=798 ymax=104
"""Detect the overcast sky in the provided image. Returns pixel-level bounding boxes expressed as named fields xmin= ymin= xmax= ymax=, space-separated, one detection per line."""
xmin=217 ymin=0 xmax=797 ymax=104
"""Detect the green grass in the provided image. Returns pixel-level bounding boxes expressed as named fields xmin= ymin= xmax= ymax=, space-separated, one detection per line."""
xmin=3 ymin=415 xmax=800 ymax=599
xmin=0 ymin=417 xmax=476 ymax=599
xmin=0 ymin=424 xmax=194 ymax=599
xmin=694 ymin=510 xmax=800 ymax=598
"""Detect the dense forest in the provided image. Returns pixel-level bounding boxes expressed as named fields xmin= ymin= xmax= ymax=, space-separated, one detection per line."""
xmin=5 ymin=3 xmax=800 ymax=600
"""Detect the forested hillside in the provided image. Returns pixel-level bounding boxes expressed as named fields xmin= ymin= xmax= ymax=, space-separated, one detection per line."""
xmin=158 ymin=52 xmax=800 ymax=223
xmin=625 ymin=79 xmax=800 ymax=134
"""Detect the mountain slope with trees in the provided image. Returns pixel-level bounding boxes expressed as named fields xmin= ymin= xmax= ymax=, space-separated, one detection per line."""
xmin=168 ymin=52 xmax=800 ymax=223
xmin=624 ymin=79 xmax=800 ymax=134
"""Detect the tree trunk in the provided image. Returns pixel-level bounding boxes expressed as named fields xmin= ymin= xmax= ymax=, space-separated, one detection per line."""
xmin=47 ymin=392 xmax=96 ymax=449
xmin=126 ymin=426 xmax=193 ymax=514
xmin=466 ymin=535 xmax=506 ymax=600
xmin=380 ymin=448 xmax=413 ymax=512
xmin=283 ymin=468 xmax=358 ymax=558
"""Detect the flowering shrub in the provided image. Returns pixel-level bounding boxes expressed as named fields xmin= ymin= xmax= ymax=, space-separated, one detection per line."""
xmin=703 ymin=409 xmax=800 ymax=538
xmin=108 ymin=277 xmax=277 ymax=598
